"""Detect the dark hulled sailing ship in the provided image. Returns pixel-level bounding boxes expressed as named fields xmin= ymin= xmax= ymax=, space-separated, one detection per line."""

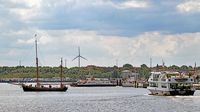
xmin=22 ymin=35 xmax=68 ymax=92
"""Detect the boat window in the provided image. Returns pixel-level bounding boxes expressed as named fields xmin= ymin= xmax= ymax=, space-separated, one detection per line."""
xmin=152 ymin=74 xmax=159 ymax=81
xmin=161 ymin=83 xmax=167 ymax=88
xmin=149 ymin=82 xmax=158 ymax=87
xmin=170 ymin=83 xmax=192 ymax=89
xmin=161 ymin=77 xmax=166 ymax=81
xmin=170 ymin=83 xmax=177 ymax=89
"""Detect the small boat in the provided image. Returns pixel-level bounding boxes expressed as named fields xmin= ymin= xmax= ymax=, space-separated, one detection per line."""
xmin=71 ymin=78 xmax=117 ymax=87
xmin=147 ymin=71 xmax=195 ymax=96
xmin=22 ymin=35 xmax=68 ymax=92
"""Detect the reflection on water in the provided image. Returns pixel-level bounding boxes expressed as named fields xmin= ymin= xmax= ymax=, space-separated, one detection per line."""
xmin=0 ymin=83 xmax=200 ymax=112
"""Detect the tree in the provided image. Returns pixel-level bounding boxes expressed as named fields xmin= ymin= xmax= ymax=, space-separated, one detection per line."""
xmin=196 ymin=75 xmax=200 ymax=83
xmin=112 ymin=69 xmax=120 ymax=78
xmin=168 ymin=65 xmax=179 ymax=70
xmin=180 ymin=65 xmax=188 ymax=71
xmin=188 ymin=66 xmax=193 ymax=70
xmin=139 ymin=64 xmax=150 ymax=79
xmin=141 ymin=64 xmax=148 ymax=68
xmin=122 ymin=64 xmax=133 ymax=70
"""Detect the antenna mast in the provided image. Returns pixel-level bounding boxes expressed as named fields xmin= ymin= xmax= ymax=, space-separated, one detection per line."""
xmin=19 ymin=60 xmax=21 ymax=67
xmin=65 ymin=59 xmax=67 ymax=68
xmin=116 ymin=59 xmax=118 ymax=67
xmin=150 ymin=57 xmax=152 ymax=71
xmin=150 ymin=57 xmax=152 ymax=68
xmin=194 ymin=62 xmax=197 ymax=73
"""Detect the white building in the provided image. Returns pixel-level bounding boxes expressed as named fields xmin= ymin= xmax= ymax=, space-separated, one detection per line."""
xmin=121 ymin=70 xmax=139 ymax=81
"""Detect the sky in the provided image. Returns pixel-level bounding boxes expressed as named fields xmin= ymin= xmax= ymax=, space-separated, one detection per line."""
xmin=0 ymin=0 xmax=200 ymax=67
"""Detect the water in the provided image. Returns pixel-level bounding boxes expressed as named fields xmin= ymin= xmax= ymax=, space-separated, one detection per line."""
xmin=0 ymin=83 xmax=200 ymax=112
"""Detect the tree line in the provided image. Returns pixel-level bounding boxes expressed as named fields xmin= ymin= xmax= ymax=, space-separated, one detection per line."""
xmin=0 ymin=64 xmax=198 ymax=79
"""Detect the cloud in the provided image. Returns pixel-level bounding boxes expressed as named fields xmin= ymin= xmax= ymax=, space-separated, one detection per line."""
xmin=177 ymin=0 xmax=200 ymax=13
xmin=6 ymin=29 xmax=200 ymax=67
xmin=8 ymin=0 xmax=149 ymax=21
xmin=3 ymin=0 xmax=199 ymax=36
xmin=17 ymin=38 xmax=35 ymax=44
xmin=8 ymin=0 xmax=41 ymax=20
xmin=16 ymin=29 xmax=53 ymax=45
xmin=1 ymin=0 xmax=200 ymax=67
xmin=115 ymin=0 xmax=148 ymax=9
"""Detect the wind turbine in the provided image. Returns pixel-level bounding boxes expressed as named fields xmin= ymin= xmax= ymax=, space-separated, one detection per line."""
xmin=72 ymin=47 xmax=87 ymax=67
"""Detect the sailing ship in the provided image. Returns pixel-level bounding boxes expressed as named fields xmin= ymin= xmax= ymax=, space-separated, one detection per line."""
xmin=22 ymin=35 xmax=68 ymax=92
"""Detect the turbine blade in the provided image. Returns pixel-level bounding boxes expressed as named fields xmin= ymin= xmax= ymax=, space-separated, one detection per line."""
xmin=72 ymin=56 xmax=79 ymax=61
xmin=80 ymin=56 xmax=87 ymax=60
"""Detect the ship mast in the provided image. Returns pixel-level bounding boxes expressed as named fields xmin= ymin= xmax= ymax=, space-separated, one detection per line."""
xmin=35 ymin=34 xmax=39 ymax=86
xmin=60 ymin=58 xmax=63 ymax=87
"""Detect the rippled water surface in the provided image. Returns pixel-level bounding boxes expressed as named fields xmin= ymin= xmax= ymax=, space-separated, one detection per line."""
xmin=0 ymin=83 xmax=200 ymax=112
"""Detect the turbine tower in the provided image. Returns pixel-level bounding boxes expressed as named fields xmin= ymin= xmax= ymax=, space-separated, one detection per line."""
xmin=72 ymin=47 xmax=87 ymax=67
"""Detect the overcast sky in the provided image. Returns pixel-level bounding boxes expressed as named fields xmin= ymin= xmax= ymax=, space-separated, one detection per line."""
xmin=0 ymin=0 xmax=200 ymax=67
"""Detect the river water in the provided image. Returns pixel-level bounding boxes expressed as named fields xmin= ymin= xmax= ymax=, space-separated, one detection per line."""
xmin=0 ymin=83 xmax=200 ymax=112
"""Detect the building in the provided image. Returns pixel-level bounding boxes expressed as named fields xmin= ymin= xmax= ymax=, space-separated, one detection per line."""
xmin=121 ymin=70 xmax=139 ymax=81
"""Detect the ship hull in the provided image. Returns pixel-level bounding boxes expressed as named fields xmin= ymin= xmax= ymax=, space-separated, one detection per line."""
xmin=122 ymin=83 xmax=135 ymax=87
xmin=22 ymin=85 xmax=68 ymax=92
xmin=72 ymin=84 xmax=117 ymax=87
xmin=76 ymin=85 xmax=116 ymax=87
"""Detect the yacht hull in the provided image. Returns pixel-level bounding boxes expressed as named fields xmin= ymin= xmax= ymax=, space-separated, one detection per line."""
xmin=169 ymin=90 xmax=195 ymax=96
xmin=148 ymin=88 xmax=195 ymax=96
